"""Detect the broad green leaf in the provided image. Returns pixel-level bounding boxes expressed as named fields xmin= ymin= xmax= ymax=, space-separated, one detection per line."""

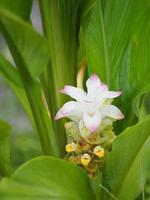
xmin=102 ymin=116 xmax=150 ymax=200
xmin=83 ymin=0 xmax=150 ymax=128
xmin=0 ymin=0 xmax=32 ymax=20
xmin=83 ymin=0 xmax=107 ymax=82
xmin=115 ymin=137 xmax=150 ymax=200
xmin=119 ymin=19 xmax=150 ymax=117
xmin=0 ymin=120 xmax=11 ymax=177
xmin=105 ymin=0 xmax=149 ymax=89
xmin=0 ymin=54 xmax=22 ymax=87
xmin=0 ymin=8 xmax=50 ymax=80
xmin=0 ymin=156 xmax=96 ymax=200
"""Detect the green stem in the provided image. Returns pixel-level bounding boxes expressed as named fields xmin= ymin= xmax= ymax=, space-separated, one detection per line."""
xmin=1 ymin=29 xmax=59 ymax=156
xmin=24 ymin=81 xmax=59 ymax=156
xmin=39 ymin=0 xmax=67 ymax=156
xmin=39 ymin=0 xmax=65 ymax=113
xmin=40 ymin=72 xmax=54 ymax=118
xmin=0 ymin=11 xmax=61 ymax=157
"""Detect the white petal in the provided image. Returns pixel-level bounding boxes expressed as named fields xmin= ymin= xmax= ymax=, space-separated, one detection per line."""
xmin=60 ymin=85 xmax=86 ymax=102
xmin=86 ymin=74 xmax=101 ymax=89
xmin=96 ymin=91 xmax=121 ymax=107
xmin=83 ymin=112 xmax=102 ymax=132
xmin=102 ymin=105 xmax=124 ymax=120
xmin=103 ymin=91 xmax=122 ymax=99
xmin=100 ymin=83 xmax=108 ymax=91
xmin=55 ymin=101 xmax=82 ymax=121
xmin=86 ymin=74 xmax=101 ymax=101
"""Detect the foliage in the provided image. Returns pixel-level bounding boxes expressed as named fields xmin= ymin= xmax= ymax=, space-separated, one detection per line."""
xmin=0 ymin=120 xmax=11 ymax=177
xmin=0 ymin=157 xmax=95 ymax=200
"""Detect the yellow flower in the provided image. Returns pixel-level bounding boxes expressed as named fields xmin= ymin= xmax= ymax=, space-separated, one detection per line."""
xmin=65 ymin=142 xmax=77 ymax=153
xmin=93 ymin=146 xmax=104 ymax=158
xmin=81 ymin=153 xmax=91 ymax=167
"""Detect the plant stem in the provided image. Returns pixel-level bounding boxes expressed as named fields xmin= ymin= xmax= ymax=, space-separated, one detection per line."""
xmin=1 ymin=30 xmax=59 ymax=156
xmin=39 ymin=0 xmax=67 ymax=156
xmin=24 ymin=81 xmax=59 ymax=156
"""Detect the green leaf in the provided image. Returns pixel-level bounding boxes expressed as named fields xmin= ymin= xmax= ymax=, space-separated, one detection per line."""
xmin=105 ymin=0 xmax=149 ymax=88
xmin=7 ymin=81 xmax=33 ymax=123
xmin=0 ymin=120 xmax=11 ymax=177
xmin=119 ymin=18 xmax=150 ymax=117
xmin=83 ymin=0 xmax=107 ymax=82
xmin=24 ymin=81 xmax=59 ymax=156
xmin=0 ymin=8 xmax=58 ymax=156
xmin=8 ymin=79 xmax=58 ymax=157
xmin=83 ymin=0 xmax=150 ymax=128
xmin=102 ymin=116 xmax=150 ymax=200
xmin=0 ymin=0 xmax=32 ymax=20
xmin=0 ymin=156 xmax=95 ymax=200
xmin=0 ymin=8 xmax=50 ymax=80
xmin=0 ymin=54 xmax=33 ymax=124
xmin=0 ymin=54 xmax=22 ymax=87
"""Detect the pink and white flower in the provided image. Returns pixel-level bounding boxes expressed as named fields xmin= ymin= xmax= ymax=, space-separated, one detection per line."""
xmin=55 ymin=74 xmax=124 ymax=134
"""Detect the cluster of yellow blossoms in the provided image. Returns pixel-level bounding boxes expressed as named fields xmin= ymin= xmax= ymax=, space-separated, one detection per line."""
xmin=66 ymin=142 xmax=104 ymax=166
xmin=64 ymin=121 xmax=116 ymax=175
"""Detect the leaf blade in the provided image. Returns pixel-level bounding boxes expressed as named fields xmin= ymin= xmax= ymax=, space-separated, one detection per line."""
xmin=0 ymin=156 xmax=96 ymax=200
xmin=0 ymin=54 xmax=22 ymax=87
xmin=0 ymin=120 xmax=11 ymax=177
xmin=0 ymin=8 xmax=50 ymax=79
xmin=103 ymin=116 xmax=150 ymax=199
xmin=0 ymin=0 xmax=32 ymax=20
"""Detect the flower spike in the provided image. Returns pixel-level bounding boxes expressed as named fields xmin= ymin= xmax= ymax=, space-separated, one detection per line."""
xmin=56 ymin=73 xmax=125 ymax=175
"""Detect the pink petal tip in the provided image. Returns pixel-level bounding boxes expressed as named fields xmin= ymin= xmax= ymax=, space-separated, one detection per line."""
xmin=90 ymin=74 xmax=99 ymax=81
